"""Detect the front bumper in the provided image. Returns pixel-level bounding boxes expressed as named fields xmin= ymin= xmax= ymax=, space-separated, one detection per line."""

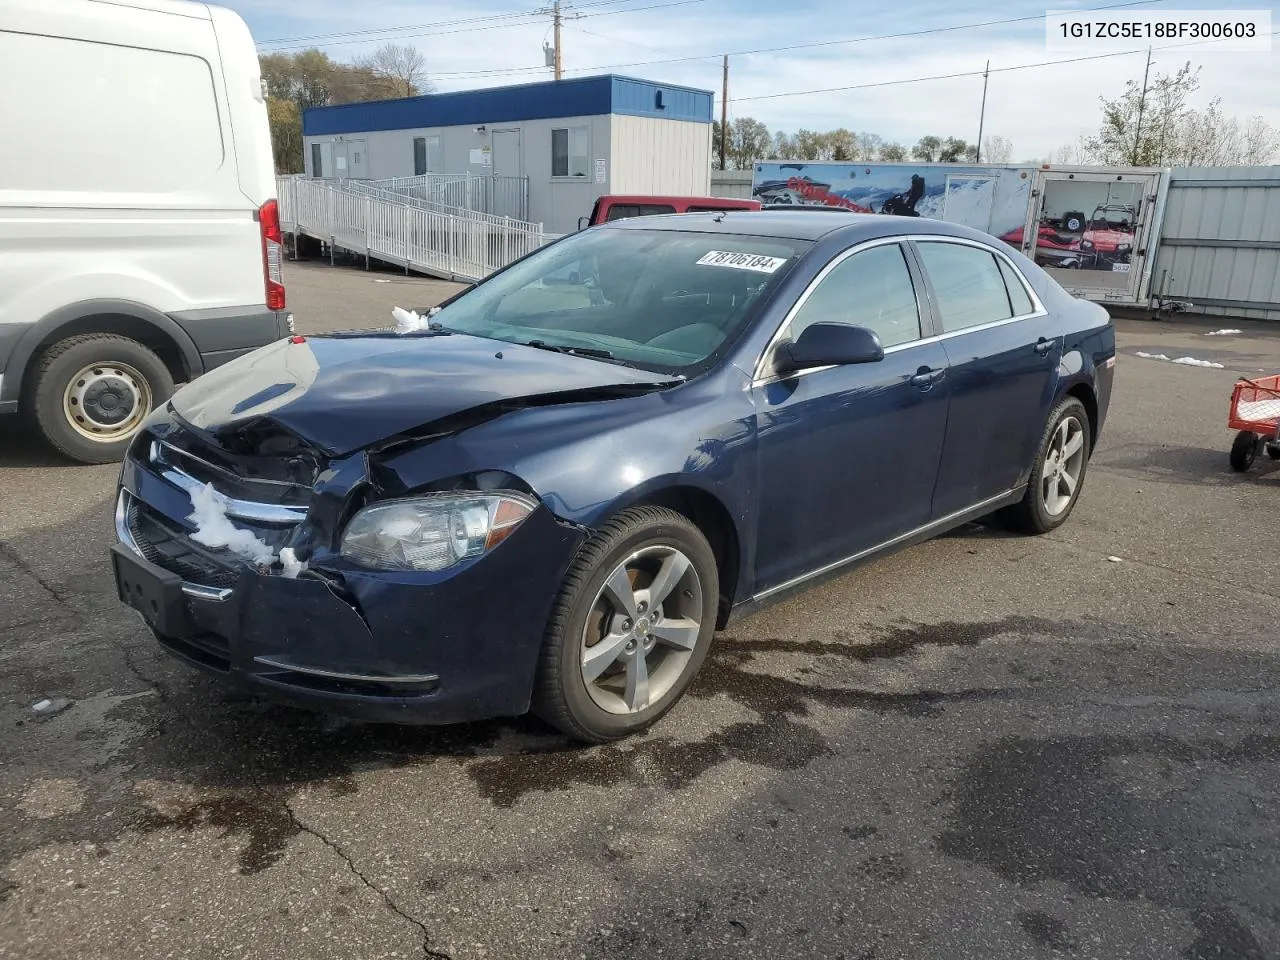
xmin=112 ymin=475 xmax=584 ymax=725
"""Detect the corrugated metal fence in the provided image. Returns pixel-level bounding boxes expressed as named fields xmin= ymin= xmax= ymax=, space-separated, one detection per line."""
xmin=1150 ymin=166 xmax=1280 ymax=321
xmin=276 ymin=175 xmax=553 ymax=283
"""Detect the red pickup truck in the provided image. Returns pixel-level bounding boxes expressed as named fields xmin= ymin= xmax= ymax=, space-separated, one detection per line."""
xmin=579 ymin=194 xmax=761 ymax=229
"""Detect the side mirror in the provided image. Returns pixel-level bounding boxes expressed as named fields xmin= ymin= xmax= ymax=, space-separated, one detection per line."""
xmin=774 ymin=322 xmax=884 ymax=375
xmin=578 ymin=216 xmax=590 ymax=230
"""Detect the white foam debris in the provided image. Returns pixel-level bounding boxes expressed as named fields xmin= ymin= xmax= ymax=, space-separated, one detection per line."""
xmin=1135 ymin=351 xmax=1224 ymax=369
xmin=279 ymin=547 xmax=307 ymax=580
xmin=185 ymin=482 xmax=277 ymax=567
xmin=31 ymin=698 xmax=73 ymax=716
xmin=1205 ymin=329 xmax=1242 ymax=336
xmin=393 ymin=305 xmax=428 ymax=333
xmin=1107 ymin=556 xmax=1124 ymax=563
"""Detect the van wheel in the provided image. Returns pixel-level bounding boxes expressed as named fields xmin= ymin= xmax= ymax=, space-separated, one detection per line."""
xmin=27 ymin=334 xmax=174 ymax=464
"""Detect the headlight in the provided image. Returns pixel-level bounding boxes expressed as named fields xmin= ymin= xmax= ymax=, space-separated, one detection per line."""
xmin=1117 ymin=242 xmax=1132 ymax=253
xmin=1080 ymin=239 xmax=1095 ymax=250
xmin=339 ymin=491 xmax=537 ymax=572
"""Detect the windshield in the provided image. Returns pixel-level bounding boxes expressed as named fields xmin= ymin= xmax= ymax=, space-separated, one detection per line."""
xmin=431 ymin=227 xmax=809 ymax=372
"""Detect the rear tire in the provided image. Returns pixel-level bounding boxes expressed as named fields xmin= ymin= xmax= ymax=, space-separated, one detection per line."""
xmin=1002 ymin=396 xmax=1092 ymax=535
xmin=532 ymin=506 xmax=719 ymax=743
xmin=1230 ymin=430 xmax=1259 ymax=472
xmin=26 ymin=334 xmax=174 ymax=464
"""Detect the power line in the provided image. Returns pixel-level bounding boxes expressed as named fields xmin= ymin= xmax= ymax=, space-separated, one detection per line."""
xmin=564 ymin=23 xmax=670 ymax=53
xmin=257 ymin=0 xmax=639 ymax=45
xmin=426 ymin=0 xmax=1166 ymax=80
xmin=259 ymin=0 xmax=708 ymax=52
xmin=728 ymin=29 xmax=1280 ymax=104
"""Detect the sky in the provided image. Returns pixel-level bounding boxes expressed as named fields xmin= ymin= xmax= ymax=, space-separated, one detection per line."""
xmin=231 ymin=0 xmax=1279 ymax=161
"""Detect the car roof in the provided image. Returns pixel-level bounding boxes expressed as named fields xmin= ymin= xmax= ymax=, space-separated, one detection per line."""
xmin=599 ymin=210 xmax=1001 ymax=245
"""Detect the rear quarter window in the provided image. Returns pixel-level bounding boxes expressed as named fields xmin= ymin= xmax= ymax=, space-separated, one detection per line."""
xmin=0 ymin=32 xmax=224 ymax=195
xmin=604 ymin=204 xmax=678 ymax=222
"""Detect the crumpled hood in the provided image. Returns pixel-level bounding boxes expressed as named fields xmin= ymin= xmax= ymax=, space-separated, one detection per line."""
xmin=170 ymin=332 xmax=677 ymax=456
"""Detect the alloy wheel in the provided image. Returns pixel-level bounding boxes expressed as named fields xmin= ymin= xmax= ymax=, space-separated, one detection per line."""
xmin=1041 ymin=414 xmax=1086 ymax=517
xmin=580 ymin=545 xmax=704 ymax=715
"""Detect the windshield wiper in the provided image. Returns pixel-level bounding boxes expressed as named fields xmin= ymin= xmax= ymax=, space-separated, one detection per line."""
xmin=525 ymin=340 xmax=617 ymax=361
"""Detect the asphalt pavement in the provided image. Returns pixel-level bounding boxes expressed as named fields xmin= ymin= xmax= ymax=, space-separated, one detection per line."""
xmin=2 ymin=260 xmax=1279 ymax=960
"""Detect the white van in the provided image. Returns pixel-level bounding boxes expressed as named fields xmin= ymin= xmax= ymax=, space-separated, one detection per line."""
xmin=0 ymin=0 xmax=290 ymax=463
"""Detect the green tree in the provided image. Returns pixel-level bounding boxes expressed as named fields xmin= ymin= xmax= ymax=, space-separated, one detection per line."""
xmin=267 ymin=98 xmax=304 ymax=174
xmin=878 ymin=142 xmax=908 ymax=162
xmin=828 ymin=128 xmax=857 ymax=161
xmin=911 ymin=135 xmax=943 ymax=162
xmin=1084 ymin=61 xmax=1279 ymax=166
xmin=728 ymin=117 xmax=773 ymax=169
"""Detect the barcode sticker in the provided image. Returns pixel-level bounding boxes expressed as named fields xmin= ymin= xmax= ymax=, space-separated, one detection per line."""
xmin=696 ymin=251 xmax=788 ymax=273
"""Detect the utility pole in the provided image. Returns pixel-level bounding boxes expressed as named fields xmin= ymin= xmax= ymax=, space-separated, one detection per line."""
xmin=553 ymin=0 xmax=563 ymax=80
xmin=975 ymin=60 xmax=989 ymax=163
xmin=1132 ymin=46 xmax=1152 ymax=165
xmin=719 ymin=55 xmax=728 ymax=170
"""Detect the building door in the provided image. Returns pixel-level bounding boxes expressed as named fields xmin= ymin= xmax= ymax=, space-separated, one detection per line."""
xmin=490 ymin=129 xmax=524 ymax=219
xmin=1018 ymin=170 xmax=1162 ymax=304
xmin=346 ymin=139 xmax=369 ymax=179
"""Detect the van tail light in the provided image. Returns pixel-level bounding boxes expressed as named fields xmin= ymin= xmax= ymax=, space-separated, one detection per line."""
xmin=259 ymin=199 xmax=286 ymax=311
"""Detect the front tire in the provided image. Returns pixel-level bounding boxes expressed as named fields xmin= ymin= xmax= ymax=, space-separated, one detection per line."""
xmin=26 ymin=334 xmax=174 ymax=464
xmin=533 ymin=506 xmax=719 ymax=743
xmin=1003 ymin=396 xmax=1092 ymax=535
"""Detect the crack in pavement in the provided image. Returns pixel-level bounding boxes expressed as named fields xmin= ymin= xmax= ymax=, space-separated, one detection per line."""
xmin=0 ymin=540 xmax=75 ymax=608
xmin=282 ymin=800 xmax=452 ymax=959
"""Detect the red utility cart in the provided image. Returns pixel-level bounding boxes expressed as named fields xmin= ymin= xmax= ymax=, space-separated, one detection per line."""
xmin=1228 ymin=374 xmax=1280 ymax=471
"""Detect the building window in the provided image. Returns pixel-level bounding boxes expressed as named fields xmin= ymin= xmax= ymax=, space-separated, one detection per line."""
xmin=413 ymin=135 xmax=442 ymax=176
xmin=552 ymin=127 xmax=589 ymax=178
xmin=311 ymin=142 xmax=323 ymax=178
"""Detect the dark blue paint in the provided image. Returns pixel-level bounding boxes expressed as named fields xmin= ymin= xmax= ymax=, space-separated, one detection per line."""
xmin=302 ymin=74 xmax=712 ymax=137
xmin=113 ymin=214 xmax=1115 ymax=725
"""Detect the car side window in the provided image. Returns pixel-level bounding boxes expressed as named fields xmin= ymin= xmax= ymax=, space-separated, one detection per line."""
xmin=787 ymin=243 xmax=921 ymax=348
xmin=996 ymin=256 xmax=1036 ymax=316
xmin=915 ymin=241 xmax=1015 ymax=333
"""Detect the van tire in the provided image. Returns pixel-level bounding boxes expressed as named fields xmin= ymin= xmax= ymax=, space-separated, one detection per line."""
xmin=26 ymin=334 xmax=174 ymax=464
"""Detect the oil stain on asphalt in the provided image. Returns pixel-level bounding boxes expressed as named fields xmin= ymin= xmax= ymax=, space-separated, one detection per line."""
xmin=464 ymin=618 xmax=1041 ymax=806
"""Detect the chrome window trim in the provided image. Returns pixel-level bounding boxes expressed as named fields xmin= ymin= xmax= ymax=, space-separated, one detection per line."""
xmin=750 ymin=233 xmax=1048 ymax=388
xmin=114 ymin=491 xmax=233 ymax=602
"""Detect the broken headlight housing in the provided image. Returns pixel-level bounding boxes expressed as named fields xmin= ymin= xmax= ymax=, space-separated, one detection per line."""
xmin=339 ymin=492 xmax=537 ymax=572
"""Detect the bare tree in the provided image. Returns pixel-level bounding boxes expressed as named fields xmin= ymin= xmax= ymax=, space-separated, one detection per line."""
xmin=356 ymin=43 xmax=431 ymax=99
xmin=878 ymin=142 xmax=908 ymax=162
xmin=980 ymin=135 xmax=1013 ymax=164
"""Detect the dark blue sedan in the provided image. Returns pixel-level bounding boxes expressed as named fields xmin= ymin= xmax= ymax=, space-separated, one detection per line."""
xmin=110 ymin=212 xmax=1115 ymax=742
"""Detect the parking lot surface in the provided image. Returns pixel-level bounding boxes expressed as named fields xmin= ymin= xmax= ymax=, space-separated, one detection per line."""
xmin=2 ymin=260 xmax=1279 ymax=960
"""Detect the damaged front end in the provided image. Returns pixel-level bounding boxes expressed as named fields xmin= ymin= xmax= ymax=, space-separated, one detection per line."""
xmin=112 ymin=403 xmax=589 ymax=724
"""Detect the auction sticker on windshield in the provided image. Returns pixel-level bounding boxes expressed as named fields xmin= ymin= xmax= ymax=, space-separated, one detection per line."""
xmin=696 ymin=251 xmax=788 ymax=273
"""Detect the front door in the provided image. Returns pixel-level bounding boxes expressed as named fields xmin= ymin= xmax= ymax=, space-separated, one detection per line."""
xmin=911 ymin=238 xmax=1062 ymax=518
xmin=346 ymin=139 xmax=369 ymax=179
xmin=1018 ymin=170 xmax=1161 ymax=305
xmin=491 ymin=129 xmax=523 ymax=219
xmin=752 ymin=240 xmax=950 ymax=593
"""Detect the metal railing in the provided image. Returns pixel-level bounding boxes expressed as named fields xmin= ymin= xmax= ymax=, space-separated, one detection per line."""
xmin=373 ymin=174 xmax=530 ymax=222
xmin=276 ymin=175 xmax=553 ymax=283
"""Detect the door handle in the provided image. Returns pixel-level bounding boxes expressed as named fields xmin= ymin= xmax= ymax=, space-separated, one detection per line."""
xmin=1034 ymin=338 xmax=1053 ymax=356
xmin=910 ymin=367 xmax=946 ymax=388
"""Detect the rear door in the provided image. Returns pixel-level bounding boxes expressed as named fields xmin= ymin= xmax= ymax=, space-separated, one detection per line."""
xmin=912 ymin=238 xmax=1061 ymax=518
